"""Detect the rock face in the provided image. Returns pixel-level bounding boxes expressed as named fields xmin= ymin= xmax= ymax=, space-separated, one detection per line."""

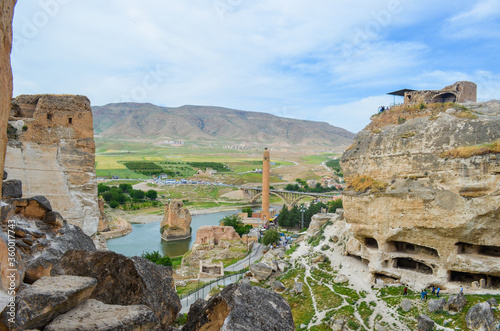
xmin=1 ymin=275 xmax=97 ymax=330
xmin=182 ymin=283 xmax=295 ymax=331
xmin=161 ymin=200 xmax=191 ymax=241
xmin=51 ymin=249 xmax=181 ymax=329
xmin=45 ymin=299 xmax=160 ymax=331
xmin=97 ymin=198 xmax=110 ymax=232
xmin=0 ymin=0 xmax=16 ymax=198
xmin=5 ymin=94 xmax=99 ymax=235
xmin=195 ymin=225 xmax=241 ymax=245
xmin=466 ymin=301 xmax=497 ymax=331
xmin=341 ymin=101 xmax=500 ymax=288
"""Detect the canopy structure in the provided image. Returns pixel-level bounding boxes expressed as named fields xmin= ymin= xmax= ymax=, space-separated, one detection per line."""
xmin=387 ymin=89 xmax=416 ymax=96
xmin=387 ymin=89 xmax=416 ymax=105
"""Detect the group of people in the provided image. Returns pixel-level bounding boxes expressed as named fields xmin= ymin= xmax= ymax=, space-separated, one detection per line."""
xmin=378 ymin=105 xmax=390 ymax=113
xmin=402 ymin=285 xmax=441 ymax=300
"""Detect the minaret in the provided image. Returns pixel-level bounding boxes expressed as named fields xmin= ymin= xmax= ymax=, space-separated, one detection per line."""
xmin=262 ymin=148 xmax=270 ymax=222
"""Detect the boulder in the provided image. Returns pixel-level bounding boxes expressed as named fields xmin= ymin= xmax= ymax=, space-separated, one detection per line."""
xmin=277 ymin=261 xmax=290 ymax=272
xmin=331 ymin=235 xmax=339 ymax=243
xmin=45 ymin=299 xmax=160 ymax=331
xmin=447 ymin=291 xmax=467 ymax=312
xmin=417 ymin=315 xmax=434 ymax=331
xmin=466 ymin=302 xmax=497 ymax=331
xmin=428 ymin=298 xmax=447 ymax=313
xmin=271 ymin=259 xmax=279 ymax=272
xmin=2 ymin=179 xmax=22 ymax=199
xmin=249 ymin=263 xmax=273 ymax=281
xmin=313 ymin=254 xmax=327 ymax=263
xmin=272 ymin=280 xmax=286 ymax=292
xmin=400 ymin=298 xmax=412 ymax=312
xmin=330 ymin=318 xmax=345 ymax=331
xmin=487 ymin=298 xmax=498 ymax=307
xmin=182 ymin=283 xmax=294 ymax=331
xmin=294 ymin=282 xmax=304 ymax=294
xmin=334 ymin=274 xmax=349 ymax=284
xmin=51 ymin=249 xmax=180 ymax=329
xmin=0 ymin=275 xmax=96 ymax=330
xmin=22 ymin=220 xmax=96 ymax=283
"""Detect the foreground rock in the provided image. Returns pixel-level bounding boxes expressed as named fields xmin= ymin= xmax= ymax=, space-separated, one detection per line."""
xmin=45 ymin=299 xmax=160 ymax=331
xmin=428 ymin=298 xmax=446 ymax=313
xmin=447 ymin=291 xmax=467 ymax=312
xmin=417 ymin=315 xmax=434 ymax=331
xmin=0 ymin=275 xmax=96 ymax=330
xmin=466 ymin=302 xmax=498 ymax=331
xmin=182 ymin=283 xmax=294 ymax=331
xmin=51 ymin=249 xmax=180 ymax=329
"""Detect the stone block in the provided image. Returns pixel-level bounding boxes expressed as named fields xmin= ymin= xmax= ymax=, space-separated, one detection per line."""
xmin=2 ymin=179 xmax=22 ymax=199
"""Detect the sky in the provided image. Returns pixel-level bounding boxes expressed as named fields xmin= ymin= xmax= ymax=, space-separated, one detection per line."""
xmin=10 ymin=0 xmax=500 ymax=133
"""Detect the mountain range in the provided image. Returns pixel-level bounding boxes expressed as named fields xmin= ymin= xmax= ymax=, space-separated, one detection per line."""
xmin=92 ymin=103 xmax=355 ymax=148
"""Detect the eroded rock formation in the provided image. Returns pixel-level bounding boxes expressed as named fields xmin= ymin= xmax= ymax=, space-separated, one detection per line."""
xmin=341 ymin=101 xmax=500 ymax=289
xmin=404 ymin=81 xmax=477 ymax=104
xmin=5 ymin=95 xmax=99 ymax=235
xmin=161 ymin=200 xmax=191 ymax=241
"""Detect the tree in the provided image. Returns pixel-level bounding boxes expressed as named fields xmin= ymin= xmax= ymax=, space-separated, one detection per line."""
xmin=146 ymin=189 xmax=157 ymax=200
xmin=119 ymin=183 xmax=133 ymax=193
xmin=220 ymin=214 xmax=251 ymax=236
xmin=109 ymin=200 xmax=119 ymax=209
xmin=262 ymin=229 xmax=280 ymax=246
xmin=277 ymin=205 xmax=290 ymax=227
xmin=141 ymin=251 xmax=172 ymax=266
xmin=328 ymin=199 xmax=343 ymax=213
xmin=242 ymin=207 xmax=253 ymax=217
xmin=130 ymin=189 xmax=145 ymax=200
xmin=98 ymin=183 xmax=110 ymax=195
xmin=289 ymin=205 xmax=301 ymax=228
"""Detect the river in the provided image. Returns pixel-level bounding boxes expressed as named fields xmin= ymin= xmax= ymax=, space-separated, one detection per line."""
xmin=106 ymin=210 xmax=236 ymax=258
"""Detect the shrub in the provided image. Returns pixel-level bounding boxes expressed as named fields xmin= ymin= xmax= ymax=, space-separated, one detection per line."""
xmin=347 ymin=175 xmax=388 ymax=193
xmin=109 ymin=200 xmax=119 ymax=209
xmin=440 ymin=140 xmax=500 ymax=158
xmin=142 ymin=250 xmax=172 ymax=266
xmin=262 ymin=229 xmax=280 ymax=246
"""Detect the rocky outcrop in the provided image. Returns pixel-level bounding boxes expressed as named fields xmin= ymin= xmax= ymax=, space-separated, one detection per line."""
xmin=341 ymin=101 xmax=500 ymax=288
xmin=466 ymin=301 xmax=498 ymax=331
xmin=195 ymin=225 xmax=241 ymax=245
xmin=0 ymin=275 xmax=97 ymax=330
xmin=5 ymin=94 xmax=99 ymax=236
xmin=51 ymin=249 xmax=181 ymax=329
xmin=0 ymin=0 xmax=16 ymax=198
xmin=182 ymin=283 xmax=295 ymax=331
xmin=161 ymin=200 xmax=191 ymax=241
xmin=307 ymin=213 xmax=335 ymax=236
xmin=45 ymin=299 xmax=160 ymax=331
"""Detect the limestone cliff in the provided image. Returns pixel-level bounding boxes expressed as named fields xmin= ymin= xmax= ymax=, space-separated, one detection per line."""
xmin=0 ymin=0 xmax=16 ymax=198
xmin=5 ymin=95 xmax=99 ymax=235
xmin=161 ymin=200 xmax=192 ymax=241
xmin=340 ymin=101 xmax=500 ymax=288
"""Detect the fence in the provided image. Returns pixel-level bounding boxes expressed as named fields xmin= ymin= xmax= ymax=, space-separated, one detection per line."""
xmin=180 ymin=268 xmax=250 ymax=311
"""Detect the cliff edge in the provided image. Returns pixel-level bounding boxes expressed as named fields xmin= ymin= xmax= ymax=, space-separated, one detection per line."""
xmin=340 ymin=101 xmax=500 ymax=288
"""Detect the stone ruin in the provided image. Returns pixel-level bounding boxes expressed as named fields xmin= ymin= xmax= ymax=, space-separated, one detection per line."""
xmin=195 ymin=225 xmax=241 ymax=245
xmin=160 ymin=200 xmax=192 ymax=241
xmin=199 ymin=261 xmax=224 ymax=278
xmin=5 ymin=94 xmax=99 ymax=236
xmin=404 ymin=81 xmax=477 ymax=105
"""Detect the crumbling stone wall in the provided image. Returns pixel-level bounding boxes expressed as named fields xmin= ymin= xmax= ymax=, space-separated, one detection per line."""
xmin=5 ymin=95 xmax=99 ymax=235
xmin=404 ymin=81 xmax=477 ymax=105
xmin=195 ymin=225 xmax=241 ymax=245
xmin=161 ymin=200 xmax=191 ymax=241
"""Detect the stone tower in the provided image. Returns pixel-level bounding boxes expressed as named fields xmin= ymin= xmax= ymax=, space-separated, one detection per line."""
xmin=161 ymin=200 xmax=192 ymax=241
xmin=262 ymin=148 xmax=270 ymax=222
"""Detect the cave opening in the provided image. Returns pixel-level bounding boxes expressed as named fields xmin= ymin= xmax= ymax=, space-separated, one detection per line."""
xmin=364 ymin=237 xmax=379 ymax=249
xmin=394 ymin=257 xmax=433 ymax=274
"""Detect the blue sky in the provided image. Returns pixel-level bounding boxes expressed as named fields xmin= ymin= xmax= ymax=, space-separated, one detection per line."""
xmin=10 ymin=0 xmax=500 ymax=133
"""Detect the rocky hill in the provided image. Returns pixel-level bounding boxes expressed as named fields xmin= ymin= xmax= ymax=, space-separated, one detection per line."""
xmin=92 ymin=103 xmax=355 ymax=148
xmin=340 ymin=101 xmax=500 ymax=289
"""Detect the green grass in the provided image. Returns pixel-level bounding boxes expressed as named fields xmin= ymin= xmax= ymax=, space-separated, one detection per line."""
xmin=300 ymin=154 xmax=337 ymax=165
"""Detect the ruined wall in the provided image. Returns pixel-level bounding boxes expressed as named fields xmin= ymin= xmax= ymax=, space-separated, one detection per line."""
xmin=340 ymin=101 xmax=500 ymax=288
xmin=0 ymin=0 xmax=17 ymax=197
xmin=195 ymin=226 xmax=241 ymax=245
xmin=160 ymin=200 xmax=191 ymax=241
xmin=5 ymin=95 xmax=99 ymax=235
xmin=404 ymin=81 xmax=477 ymax=105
